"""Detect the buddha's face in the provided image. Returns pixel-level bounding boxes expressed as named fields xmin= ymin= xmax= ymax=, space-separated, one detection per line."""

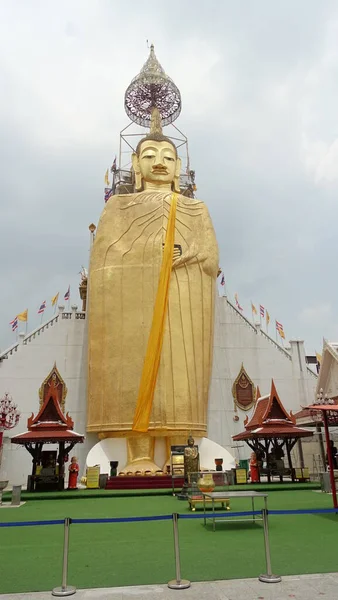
xmin=132 ymin=139 xmax=181 ymax=191
xmin=139 ymin=140 xmax=177 ymax=184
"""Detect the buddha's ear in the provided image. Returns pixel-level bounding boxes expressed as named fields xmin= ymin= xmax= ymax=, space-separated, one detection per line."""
xmin=173 ymin=157 xmax=182 ymax=193
xmin=132 ymin=152 xmax=142 ymax=192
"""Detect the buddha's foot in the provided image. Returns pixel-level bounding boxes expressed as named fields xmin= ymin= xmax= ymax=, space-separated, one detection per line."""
xmin=120 ymin=459 xmax=162 ymax=476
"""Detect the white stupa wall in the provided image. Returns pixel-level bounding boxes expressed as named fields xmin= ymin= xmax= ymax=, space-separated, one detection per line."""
xmin=0 ymin=295 xmax=317 ymax=486
xmin=0 ymin=306 xmax=97 ymax=487
xmin=208 ymin=296 xmax=317 ymax=460
xmin=316 ymin=342 xmax=338 ymax=398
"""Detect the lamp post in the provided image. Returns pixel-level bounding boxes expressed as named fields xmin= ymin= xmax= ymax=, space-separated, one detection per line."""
xmin=0 ymin=393 xmax=20 ymax=468
xmin=312 ymin=389 xmax=338 ymax=509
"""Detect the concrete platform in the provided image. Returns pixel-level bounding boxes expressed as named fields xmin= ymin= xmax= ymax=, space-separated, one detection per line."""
xmin=1 ymin=573 xmax=338 ymax=599
xmin=0 ymin=502 xmax=26 ymax=508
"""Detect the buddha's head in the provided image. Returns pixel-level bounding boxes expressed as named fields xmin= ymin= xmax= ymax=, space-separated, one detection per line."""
xmin=187 ymin=434 xmax=195 ymax=447
xmin=132 ymin=108 xmax=181 ymax=192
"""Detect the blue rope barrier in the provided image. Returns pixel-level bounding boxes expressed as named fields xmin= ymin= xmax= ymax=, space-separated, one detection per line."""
xmin=1 ymin=507 xmax=337 ymax=528
xmin=0 ymin=519 xmax=64 ymax=528
xmin=179 ymin=510 xmax=261 ymax=519
xmin=72 ymin=514 xmax=173 ymax=524
xmin=268 ymin=508 xmax=338 ymax=515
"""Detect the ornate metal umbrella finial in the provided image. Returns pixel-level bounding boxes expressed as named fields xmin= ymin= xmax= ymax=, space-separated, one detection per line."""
xmin=124 ymin=45 xmax=181 ymax=128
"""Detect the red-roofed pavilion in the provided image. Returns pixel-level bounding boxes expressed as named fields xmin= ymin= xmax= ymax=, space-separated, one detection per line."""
xmin=233 ymin=380 xmax=313 ymax=482
xmin=11 ymin=374 xmax=84 ymax=491
xmin=306 ymin=391 xmax=338 ymax=508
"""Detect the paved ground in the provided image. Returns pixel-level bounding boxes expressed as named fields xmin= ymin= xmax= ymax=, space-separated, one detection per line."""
xmin=1 ymin=573 xmax=337 ymax=599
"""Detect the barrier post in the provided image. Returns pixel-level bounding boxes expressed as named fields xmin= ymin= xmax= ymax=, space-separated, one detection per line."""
xmin=259 ymin=509 xmax=281 ymax=583
xmin=168 ymin=513 xmax=191 ymax=590
xmin=52 ymin=518 xmax=76 ymax=596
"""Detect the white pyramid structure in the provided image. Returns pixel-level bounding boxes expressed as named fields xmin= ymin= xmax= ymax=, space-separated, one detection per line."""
xmin=0 ymin=295 xmax=317 ymax=487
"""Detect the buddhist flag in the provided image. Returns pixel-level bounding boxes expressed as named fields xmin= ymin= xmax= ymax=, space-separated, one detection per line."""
xmin=266 ymin=310 xmax=270 ymax=326
xmin=104 ymin=169 xmax=110 ymax=186
xmin=51 ymin=292 xmax=59 ymax=306
xmin=17 ymin=309 xmax=28 ymax=322
xmin=251 ymin=302 xmax=257 ymax=315
xmin=276 ymin=320 xmax=285 ymax=339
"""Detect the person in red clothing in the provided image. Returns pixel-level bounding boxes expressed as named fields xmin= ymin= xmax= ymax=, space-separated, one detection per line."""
xmin=68 ymin=456 xmax=80 ymax=489
xmin=249 ymin=451 xmax=260 ymax=483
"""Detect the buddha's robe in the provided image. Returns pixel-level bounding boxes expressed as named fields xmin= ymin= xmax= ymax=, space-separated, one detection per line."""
xmin=87 ymin=190 xmax=219 ymax=437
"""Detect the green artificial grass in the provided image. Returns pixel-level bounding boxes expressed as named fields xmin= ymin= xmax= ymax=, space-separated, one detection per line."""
xmin=0 ymin=490 xmax=336 ymax=594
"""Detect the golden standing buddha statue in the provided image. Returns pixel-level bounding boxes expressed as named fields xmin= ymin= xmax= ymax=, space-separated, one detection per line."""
xmin=87 ymin=46 xmax=219 ymax=473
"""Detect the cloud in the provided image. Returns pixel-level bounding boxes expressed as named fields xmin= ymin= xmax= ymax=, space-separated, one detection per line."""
xmin=1 ymin=0 xmax=338 ymax=356
xmin=300 ymin=304 xmax=332 ymax=322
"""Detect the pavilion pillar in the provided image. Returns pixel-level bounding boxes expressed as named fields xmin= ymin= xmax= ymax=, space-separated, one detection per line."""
xmin=31 ymin=444 xmax=39 ymax=492
xmin=322 ymin=412 xmax=337 ymax=509
xmin=297 ymin=439 xmax=305 ymax=468
xmin=255 ymin=442 xmax=263 ymax=483
xmin=316 ymin=423 xmax=326 ymax=472
xmin=264 ymin=440 xmax=271 ymax=483
xmin=58 ymin=441 xmax=65 ymax=491
xmin=286 ymin=440 xmax=295 ymax=482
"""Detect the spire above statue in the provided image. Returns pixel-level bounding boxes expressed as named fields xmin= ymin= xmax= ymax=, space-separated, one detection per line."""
xmin=149 ymin=107 xmax=162 ymax=136
xmin=124 ymin=44 xmax=182 ymax=128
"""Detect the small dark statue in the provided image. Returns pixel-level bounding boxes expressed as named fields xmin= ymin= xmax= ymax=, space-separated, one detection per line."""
xmin=178 ymin=435 xmax=200 ymax=500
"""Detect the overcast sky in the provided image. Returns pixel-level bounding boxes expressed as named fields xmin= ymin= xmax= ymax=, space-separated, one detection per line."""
xmin=1 ymin=0 xmax=338 ymax=354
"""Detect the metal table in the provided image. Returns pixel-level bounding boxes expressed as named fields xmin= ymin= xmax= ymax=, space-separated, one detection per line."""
xmin=203 ymin=491 xmax=268 ymax=531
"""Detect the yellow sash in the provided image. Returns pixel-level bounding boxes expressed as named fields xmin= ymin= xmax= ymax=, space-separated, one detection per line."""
xmin=132 ymin=193 xmax=178 ymax=432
